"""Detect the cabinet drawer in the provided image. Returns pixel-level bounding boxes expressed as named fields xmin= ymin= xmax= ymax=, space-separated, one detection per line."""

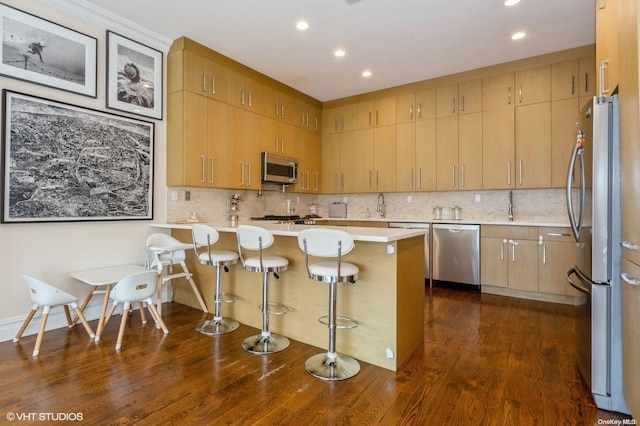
xmin=539 ymin=227 xmax=573 ymax=242
xmin=481 ymin=225 xmax=538 ymax=240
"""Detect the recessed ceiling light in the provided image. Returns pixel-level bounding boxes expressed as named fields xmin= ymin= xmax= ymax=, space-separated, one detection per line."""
xmin=334 ymin=49 xmax=346 ymax=57
xmin=511 ymin=32 xmax=526 ymax=40
xmin=362 ymin=70 xmax=372 ymax=77
xmin=296 ymin=21 xmax=309 ymax=30
xmin=504 ymin=0 xmax=520 ymax=6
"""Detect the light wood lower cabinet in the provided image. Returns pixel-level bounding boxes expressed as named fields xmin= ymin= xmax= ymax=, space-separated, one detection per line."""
xmin=481 ymin=225 xmax=576 ymax=303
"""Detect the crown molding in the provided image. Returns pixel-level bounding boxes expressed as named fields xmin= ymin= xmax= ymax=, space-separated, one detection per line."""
xmin=34 ymin=0 xmax=172 ymax=51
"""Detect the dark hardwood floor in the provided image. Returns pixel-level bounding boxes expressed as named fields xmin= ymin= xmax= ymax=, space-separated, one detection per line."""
xmin=0 ymin=287 xmax=632 ymax=425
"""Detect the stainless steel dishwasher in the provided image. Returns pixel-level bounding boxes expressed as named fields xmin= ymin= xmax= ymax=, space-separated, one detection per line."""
xmin=388 ymin=222 xmax=430 ymax=286
xmin=432 ymin=223 xmax=480 ymax=289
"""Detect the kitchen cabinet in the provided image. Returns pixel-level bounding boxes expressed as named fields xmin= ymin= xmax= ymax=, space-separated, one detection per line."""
xmin=294 ymin=127 xmax=322 ymax=193
xmin=436 ymin=116 xmax=458 ymax=190
xmin=396 ymin=89 xmax=436 ymax=124
xmin=354 ymin=96 xmax=397 ymax=129
xmin=294 ymin=98 xmax=321 ymax=133
xmin=396 ymin=119 xmax=437 ymax=192
xmin=264 ymin=86 xmax=295 ymax=124
xmin=324 ymin=105 xmax=354 ymax=134
xmin=514 ymin=102 xmax=551 ymax=188
xmin=262 ymin=119 xmax=298 ymax=157
xmin=436 ymin=83 xmax=458 ymax=118
xmin=228 ymin=106 xmax=262 ymax=190
xmin=550 ymin=98 xmax=580 ymax=188
xmin=322 ymin=132 xmax=354 ymax=193
xmin=596 ymin=0 xmax=619 ymax=96
xmin=353 ymin=126 xmax=397 ymax=193
xmin=482 ymin=107 xmax=514 ymax=189
xmin=514 ymin=66 xmax=550 ymax=105
xmin=436 ymin=113 xmax=482 ymax=191
xmin=481 ymin=225 xmax=538 ymax=292
xmin=227 ymin=69 xmax=265 ymax=114
xmin=537 ymin=228 xmax=577 ymax=296
xmin=551 ymin=57 xmax=596 ymax=101
xmin=482 ymin=73 xmax=514 ymax=110
xmin=436 ymin=80 xmax=481 ymax=118
xmin=167 ymin=92 xmax=229 ymax=188
xmin=168 ymin=49 xmax=229 ymax=103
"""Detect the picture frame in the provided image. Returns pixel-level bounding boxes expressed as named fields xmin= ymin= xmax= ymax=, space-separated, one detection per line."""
xmin=0 ymin=3 xmax=97 ymax=97
xmin=106 ymin=31 xmax=163 ymax=119
xmin=1 ymin=90 xmax=154 ymax=223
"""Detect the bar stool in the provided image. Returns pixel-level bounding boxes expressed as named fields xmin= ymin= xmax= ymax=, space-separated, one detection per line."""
xmin=192 ymin=224 xmax=240 ymax=335
xmin=236 ymin=225 xmax=290 ymax=354
xmin=298 ymin=228 xmax=360 ymax=380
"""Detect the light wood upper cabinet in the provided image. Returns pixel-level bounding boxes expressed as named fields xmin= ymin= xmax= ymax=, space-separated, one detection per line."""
xmin=354 ymin=97 xmax=397 ymax=129
xmin=324 ymin=105 xmax=354 ymax=134
xmin=396 ymin=119 xmax=436 ymax=192
xmin=436 ymin=116 xmax=458 ymax=190
xmin=458 ymin=79 xmax=482 ymax=114
xmin=551 ymin=58 xmax=596 ymax=101
xmin=374 ymin=125 xmax=397 ymax=192
xmin=227 ymin=107 xmax=262 ymax=190
xmin=264 ymin=86 xmax=295 ymax=124
xmin=168 ymin=50 xmax=229 ymax=103
xmin=482 ymin=107 xmax=514 ymax=189
xmin=294 ymin=98 xmax=321 ymax=133
xmin=458 ymin=112 xmax=483 ymax=190
xmin=227 ymin=69 xmax=265 ymax=114
xmin=322 ymin=132 xmax=354 ymax=193
xmin=436 ymin=84 xmax=458 ymax=118
xmin=396 ymin=89 xmax=436 ymax=124
xmin=482 ymin=73 xmax=514 ymax=110
xmin=294 ymin=128 xmax=322 ymax=193
xmin=579 ymin=56 xmax=597 ymax=97
xmin=515 ymin=66 xmax=551 ymax=105
xmin=596 ymin=0 xmax=619 ymax=96
xmin=353 ymin=129 xmax=374 ymax=192
xmin=515 ymin=102 xmax=551 ymax=189
xmin=551 ymin=98 xmax=580 ymax=188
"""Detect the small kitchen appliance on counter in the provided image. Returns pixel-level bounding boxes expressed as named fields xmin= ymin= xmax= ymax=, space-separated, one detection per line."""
xmin=328 ymin=202 xmax=347 ymax=218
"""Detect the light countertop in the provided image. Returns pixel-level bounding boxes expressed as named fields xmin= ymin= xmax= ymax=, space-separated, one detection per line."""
xmin=150 ymin=221 xmax=427 ymax=243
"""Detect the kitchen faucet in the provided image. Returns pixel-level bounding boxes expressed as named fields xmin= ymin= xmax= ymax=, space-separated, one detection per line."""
xmin=508 ymin=190 xmax=514 ymax=221
xmin=377 ymin=193 xmax=386 ymax=218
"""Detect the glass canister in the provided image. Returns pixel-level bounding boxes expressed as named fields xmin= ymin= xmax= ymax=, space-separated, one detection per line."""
xmin=453 ymin=206 xmax=462 ymax=220
xmin=432 ymin=206 xmax=442 ymax=220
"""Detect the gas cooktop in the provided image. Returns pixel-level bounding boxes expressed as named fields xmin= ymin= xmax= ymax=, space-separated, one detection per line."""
xmin=250 ymin=215 xmax=301 ymax=221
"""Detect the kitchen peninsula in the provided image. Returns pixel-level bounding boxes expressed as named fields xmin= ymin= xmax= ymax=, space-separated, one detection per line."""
xmin=151 ymin=222 xmax=425 ymax=371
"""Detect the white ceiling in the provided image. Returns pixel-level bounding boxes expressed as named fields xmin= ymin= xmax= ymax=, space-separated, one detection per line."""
xmin=80 ymin=0 xmax=594 ymax=102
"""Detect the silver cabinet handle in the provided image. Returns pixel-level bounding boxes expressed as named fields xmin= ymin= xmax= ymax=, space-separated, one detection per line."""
xmin=281 ymin=104 xmax=285 ymax=120
xmin=507 ymin=161 xmax=512 ymax=186
xmin=460 ymin=95 xmax=465 ymax=112
xmin=211 ymin=76 xmax=216 ymax=95
xmin=248 ymin=91 xmax=252 ymax=108
xmin=452 ymin=165 xmax=456 ymax=188
xmin=519 ymin=160 xmax=523 ymax=186
xmin=418 ymin=167 xmax=422 ymax=189
xmin=418 ymin=103 xmax=422 ymax=118
xmin=571 ymin=75 xmax=575 ymax=95
xmin=240 ymin=161 xmax=245 ymax=185
xmin=314 ymin=172 xmax=319 ymax=191
xmin=519 ymin=84 xmax=523 ymax=103
xmin=341 ymin=172 xmax=344 ymax=191
xmin=241 ymin=88 xmax=245 ymax=106
xmin=376 ymin=111 xmax=379 ymax=126
xmin=275 ymin=102 xmax=280 ymax=118
xmin=599 ymin=60 xmax=609 ymax=96
xmin=409 ymin=168 xmax=414 ymax=189
xmin=622 ymin=241 xmax=639 ymax=250
xmin=202 ymin=72 xmax=206 ymax=93
xmin=376 ymin=170 xmax=380 ymax=190
xmin=621 ymin=272 xmax=640 ymax=286
xmin=368 ymin=111 xmax=372 ymax=127
xmin=500 ymin=239 xmax=507 ymax=260
xmin=200 ymin=155 xmax=206 ymax=183
xmin=585 ymin=72 xmax=589 ymax=93
xmin=247 ymin=162 xmax=251 ymax=186
xmin=314 ymin=116 xmax=318 ymax=131
xmin=461 ymin=164 xmax=465 ymax=188
xmin=209 ymin=156 xmax=215 ymax=183
xmin=507 ymin=87 xmax=512 ymax=105
xmin=509 ymin=239 xmax=519 ymax=262
xmin=451 ymin=97 xmax=456 ymax=113
xmin=547 ymin=232 xmax=571 ymax=237
xmin=409 ymin=104 xmax=414 ymax=120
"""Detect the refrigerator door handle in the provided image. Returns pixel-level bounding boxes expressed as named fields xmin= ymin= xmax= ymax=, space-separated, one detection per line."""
xmin=566 ymin=134 xmax=586 ymax=241
xmin=566 ymin=268 xmax=590 ymax=295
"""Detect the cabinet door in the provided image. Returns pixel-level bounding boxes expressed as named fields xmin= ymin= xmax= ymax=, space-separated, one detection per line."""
xmin=458 ymin=79 xmax=482 ymax=114
xmin=551 ymin=60 xmax=579 ymax=101
xmin=515 ymin=66 xmax=551 ymax=105
xmin=339 ymin=132 xmax=355 ymax=193
xmin=227 ymin=105 xmax=245 ymax=189
xmin=183 ymin=92 xmax=208 ymax=186
xmin=436 ymin=116 xmax=458 ymax=190
xmin=322 ymin=133 xmax=341 ymax=192
xmin=396 ymin=122 xmax=416 ymax=191
xmin=375 ymin=96 xmax=397 ymax=127
xmin=538 ymin=236 xmax=577 ymax=296
xmin=508 ymin=239 xmax=538 ymax=292
xmin=482 ymin=108 xmax=514 ymax=189
xmin=551 ymin=98 xmax=580 ymax=188
xmin=182 ymin=50 xmax=208 ymax=95
xmin=482 ymin=73 xmax=514 ymax=110
xmin=480 ymin=237 xmax=508 ymax=287
xmin=415 ymin=88 xmax=436 ymax=121
xmin=515 ymin=102 xmax=551 ymax=188
xmin=579 ymin=56 xmax=596 ymax=97
xmin=396 ymin=93 xmax=416 ymax=125
xmin=436 ymin=83 xmax=458 ymax=118
xmin=353 ymin=129 xmax=374 ymax=192
xmin=244 ymin=112 xmax=262 ymax=189
xmin=206 ymin=99 xmax=229 ymax=188
xmin=596 ymin=0 xmax=619 ymax=96
xmin=374 ymin=125 xmax=397 ymax=192
xmin=415 ymin=119 xmax=437 ymax=191
xmin=354 ymin=100 xmax=374 ymax=130
xmin=458 ymin=112 xmax=482 ymax=190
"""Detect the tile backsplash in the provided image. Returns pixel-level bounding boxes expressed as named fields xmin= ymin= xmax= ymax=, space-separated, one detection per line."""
xmin=166 ymin=187 xmax=571 ymax=224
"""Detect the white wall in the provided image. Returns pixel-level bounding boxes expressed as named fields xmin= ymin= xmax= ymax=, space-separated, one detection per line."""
xmin=0 ymin=0 xmax=169 ymax=341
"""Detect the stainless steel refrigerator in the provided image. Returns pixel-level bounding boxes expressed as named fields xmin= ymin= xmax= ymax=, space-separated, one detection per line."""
xmin=565 ymin=95 xmax=629 ymax=414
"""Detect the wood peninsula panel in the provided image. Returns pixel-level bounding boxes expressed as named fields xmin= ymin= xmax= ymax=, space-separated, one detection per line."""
xmin=170 ymin=228 xmax=425 ymax=371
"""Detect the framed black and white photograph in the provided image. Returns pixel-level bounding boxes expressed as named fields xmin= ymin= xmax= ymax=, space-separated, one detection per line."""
xmin=106 ymin=31 xmax=163 ymax=120
xmin=1 ymin=90 xmax=154 ymax=223
xmin=0 ymin=3 xmax=97 ymax=97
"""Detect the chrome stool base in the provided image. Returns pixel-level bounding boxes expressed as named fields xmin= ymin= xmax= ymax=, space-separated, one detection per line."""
xmin=305 ymin=352 xmax=360 ymax=381
xmin=196 ymin=317 xmax=239 ymax=335
xmin=241 ymin=333 xmax=290 ymax=354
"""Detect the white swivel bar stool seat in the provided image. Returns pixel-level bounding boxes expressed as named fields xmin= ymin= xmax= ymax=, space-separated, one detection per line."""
xmin=192 ymin=224 xmax=240 ymax=335
xmin=298 ymin=228 xmax=360 ymax=380
xmin=146 ymin=233 xmax=208 ymax=316
xmin=14 ymin=276 xmax=95 ymax=357
xmin=236 ymin=225 xmax=291 ymax=354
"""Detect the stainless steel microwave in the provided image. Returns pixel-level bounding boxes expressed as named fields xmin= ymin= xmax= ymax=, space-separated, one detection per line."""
xmin=261 ymin=152 xmax=297 ymax=184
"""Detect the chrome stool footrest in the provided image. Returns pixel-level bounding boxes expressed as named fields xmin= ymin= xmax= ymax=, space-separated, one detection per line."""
xmin=259 ymin=302 xmax=291 ymax=315
xmin=317 ymin=315 xmax=359 ymax=329
xmin=219 ymin=292 xmax=241 ymax=303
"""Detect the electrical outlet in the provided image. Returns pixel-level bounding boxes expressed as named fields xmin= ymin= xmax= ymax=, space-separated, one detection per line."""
xmin=185 ymin=191 xmax=191 ymax=201
xmin=475 ymin=193 xmax=481 ymax=202
xmin=407 ymin=195 xmax=412 ymax=203
xmin=171 ymin=190 xmax=178 ymax=201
